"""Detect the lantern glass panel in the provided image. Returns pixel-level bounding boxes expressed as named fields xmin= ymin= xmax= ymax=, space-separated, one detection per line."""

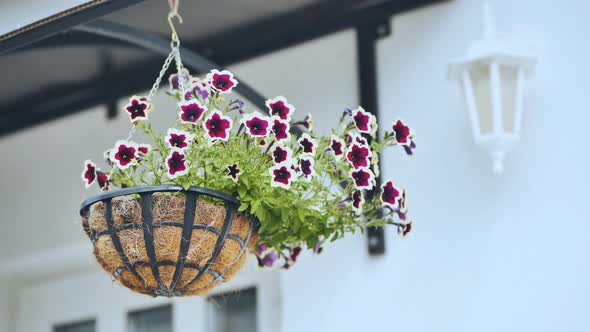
xmin=500 ymin=65 xmax=518 ymax=134
xmin=470 ymin=63 xmax=493 ymax=135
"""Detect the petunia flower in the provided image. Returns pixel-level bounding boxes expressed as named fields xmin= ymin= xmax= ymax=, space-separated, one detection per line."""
xmin=351 ymin=190 xmax=364 ymax=215
xmin=381 ymin=180 xmax=401 ymax=208
xmin=189 ymin=78 xmax=210 ymax=101
xmin=166 ymin=128 xmax=193 ymax=150
xmin=312 ymin=240 xmax=324 ymax=255
xmin=351 ymin=107 xmax=374 ymax=134
xmin=403 ymin=137 xmax=417 ymax=156
xmin=96 ymin=170 xmax=109 ymax=191
xmin=138 ymin=144 xmax=151 ymax=155
xmin=392 ymin=119 xmax=412 ymax=146
xmin=81 ymin=160 xmax=97 ymax=188
xmin=167 ymin=68 xmax=191 ymax=96
xmin=242 ymin=112 xmax=270 ymax=137
xmin=207 ymin=69 xmax=238 ymax=94
xmin=297 ymin=133 xmax=316 ymax=155
xmin=282 ymin=245 xmax=303 ymax=269
xmin=397 ymin=190 xmax=408 ymax=220
xmin=398 ymin=221 xmax=412 ymax=237
xmin=255 ymin=244 xmax=278 ymax=268
xmin=178 ymin=99 xmax=207 ymax=124
xmin=270 ymin=117 xmax=291 ymax=143
xmin=203 ymin=109 xmax=233 ymax=141
xmin=110 ymin=140 xmax=138 ymax=169
xmin=228 ymin=99 xmax=245 ymax=114
xmin=265 ymin=96 xmax=295 ymax=121
xmin=350 ymin=167 xmax=375 ymax=190
xmin=165 ymin=148 xmax=188 ymax=178
xmin=346 ymin=143 xmax=373 ymax=169
xmin=226 ymin=163 xmax=240 ymax=182
xmin=271 ymin=145 xmax=292 ymax=164
xmin=330 ymin=135 xmax=345 ymax=159
xmin=103 ymin=148 xmax=114 ymax=166
xmin=269 ymin=163 xmax=296 ymax=189
xmin=124 ymin=96 xmax=150 ymax=122
xmin=299 ymin=156 xmax=315 ymax=182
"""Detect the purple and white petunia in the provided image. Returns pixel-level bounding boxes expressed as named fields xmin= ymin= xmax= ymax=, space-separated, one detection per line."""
xmin=81 ymin=160 xmax=97 ymax=188
xmin=165 ymin=148 xmax=188 ymax=178
xmin=380 ymin=180 xmax=401 ymax=208
xmin=203 ymin=109 xmax=233 ymax=141
xmin=110 ymin=140 xmax=138 ymax=169
xmin=166 ymin=128 xmax=193 ymax=150
xmin=226 ymin=163 xmax=240 ymax=182
xmin=392 ymin=119 xmax=412 ymax=146
xmin=255 ymin=244 xmax=278 ymax=268
xmin=269 ymin=163 xmax=297 ymax=189
xmin=299 ymin=156 xmax=315 ymax=182
xmin=242 ymin=112 xmax=271 ymax=137
xmin=178 ymin=99 xmax=207 ymax=124
xmin=207 ymin=69 xmax=238 ymax=94
xmin=330 ymin=135 xmax=345 ymax=159
xmin=351 ymin=107 xmax=374 ymax=134
xmin=346 ymin=143 xmax=373 ymax=169
xmin=351 ymin=190 xmax=364 ymax=215
xmin=189 ymin=78 xmax=210 ymax=101
xmin=265 ymin=96 xmax=295 ymax=121
xmin=168 ymin=68 xmax=191 ymax=95
xmin=271 ymin=145 xmax=292 ymax=164
xmin=297 ymin=133 xmax=316 ymax=155
xmin=350 ymin=167 xmax=375 ymax=190
xmin=124 ymin=96 xmax=150 ymax=122
xmin=270 ymin=117 xmax=291 ymax=143
xmin=398 ymin=221 xmax=412 ymax=237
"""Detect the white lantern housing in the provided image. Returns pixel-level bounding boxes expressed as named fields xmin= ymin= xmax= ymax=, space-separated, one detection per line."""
xmin=449 ymin=4 xmax=536 ymax=174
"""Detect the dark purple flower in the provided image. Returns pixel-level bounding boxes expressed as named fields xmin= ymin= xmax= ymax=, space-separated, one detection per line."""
xmin=330 ymin=136 xmax=345 ymax=159
xmin=270 ymin=117 xmax=290 ymax=142
xmin=282 ymin=245 xmax=303 ymax=269
xmin=229 ymin=99 xmax=246 ymax=114
xmin=352 ymin=190 xmax=364 ymax=214
xmin=166 ymin=129 xmax=193 ymax=150
xmin=269 ymin=163 xmax=296 ymax=189
xmin=352 ymin=107 xmax=374 ymax=134
xmin=168 ymin=68 xmax=191 ymax=93
xmin=207 ymin=69 xmax=238 ymax=93
xmin=166 ymin=149 xmax=188 ymax=178
xmin=346 ymin=143 xmax=372 ymax=169
xmin=299 ymin=156 xmax=315 ymax=181
xmin=111 ymin=140 xmax=138 ymax=169
xmin=297 ymin=133 xmax=316 ymax=155
xmin=226 ymin=163 xmax=240 ymax=182
xmin=398 ymin=221 xmax=412 ymax=237
xmin=312 ymin=241 xmax=324 ymax=255
xmin=178 ymin=100 xmax=206 ymax=124
xmin=265 ymin=96 xmax=294 ymax=121
xmin=96 ymin=171 xmax=109 ymax=191
xmin=124 ymin=96 xmax=150 ymax=122
xmin=242 ymin=112 xmax=270 ymax=137
xmin=403 ymin=138 xmax=416 ymax=156
xmin=271 ymin=145 xmax=291 ymax=164
xmin=81 ymin=160 xmax=96 ymax=188
xmin=203 ymin=110 xmax=233 ymax=141
xmin=392 ymin=119 xmax=412 ymax=145
xmin=190 ymin=78 xmax=210 ymax=100
xmin=350 ymin=168 xmax=375 ymax=190
xmin=381 ymin=180 xmax=401 ymax=208
xmin=255 ymin=244 xmax=278 ymax=268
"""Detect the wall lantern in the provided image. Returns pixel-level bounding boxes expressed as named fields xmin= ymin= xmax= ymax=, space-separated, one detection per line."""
xmin=449 ymin=4 xmax=536 ymax=174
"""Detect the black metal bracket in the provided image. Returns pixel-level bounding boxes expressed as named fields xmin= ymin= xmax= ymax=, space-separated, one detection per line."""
xmin=356 ymin=20 xmax=392 ymax=256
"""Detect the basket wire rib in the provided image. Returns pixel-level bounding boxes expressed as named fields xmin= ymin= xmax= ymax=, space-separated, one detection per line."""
xmin=82 ymin=185 xmax=255 ymax=297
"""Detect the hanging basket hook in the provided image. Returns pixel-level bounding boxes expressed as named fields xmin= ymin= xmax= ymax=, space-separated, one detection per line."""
xmin=167 ymin=0 xmax=183 ymax=44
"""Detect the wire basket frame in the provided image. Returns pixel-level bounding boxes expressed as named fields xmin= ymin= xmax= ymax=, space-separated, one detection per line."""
xmin=80 ymin=185 xmax=257 ymax=297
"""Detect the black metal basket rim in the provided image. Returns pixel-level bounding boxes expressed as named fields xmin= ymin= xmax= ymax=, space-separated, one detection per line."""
xmin=79 ymin=184 xmax=240 ymax=216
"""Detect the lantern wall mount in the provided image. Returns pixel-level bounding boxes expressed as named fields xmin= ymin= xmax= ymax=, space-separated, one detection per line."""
xmin=449 ymin=3 xmax=536 ymax=174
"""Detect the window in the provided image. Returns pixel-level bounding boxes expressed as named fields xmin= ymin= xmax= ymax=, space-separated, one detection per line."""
xmin=208 ymin=288 xmax=257 ymax=332
xmin=54 ymin=320 xmax=95 ymax=332
xmin=128 ymin=305 xmax=173 ymax=332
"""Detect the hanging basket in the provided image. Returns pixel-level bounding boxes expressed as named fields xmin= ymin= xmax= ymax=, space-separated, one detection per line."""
xmin=79 ymin=185 xmax=258 ymax=297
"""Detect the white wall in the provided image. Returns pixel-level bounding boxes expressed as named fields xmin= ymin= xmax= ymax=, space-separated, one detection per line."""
xmin=2 ymin=0 xmax=590 ymax=331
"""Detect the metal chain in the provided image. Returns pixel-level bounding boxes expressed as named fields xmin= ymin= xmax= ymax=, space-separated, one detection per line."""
xmin=147 ymin=49 xmax=176 ymax=101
